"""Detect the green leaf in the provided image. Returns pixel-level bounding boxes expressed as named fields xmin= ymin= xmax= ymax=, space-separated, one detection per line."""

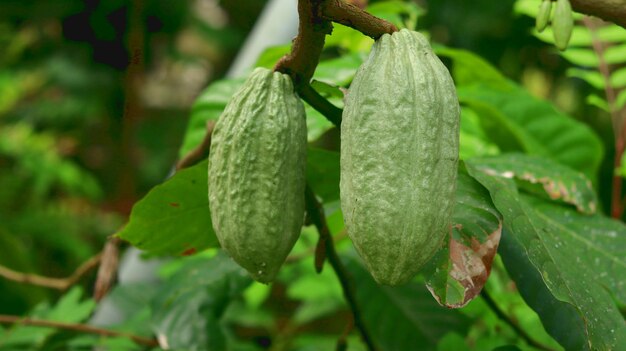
xmin=306 ymin=148 xmax=340 ymax=203
xmin=458 ymin=84 xmax=604 ymax=181
xmin=617 ymin=89 xmax=626 ymax=110
xmin=344 ymin=254 xmax=470 ymax=351
xmin=567 ymin=68 xmax=605 ymax=90
xmin=533 ymin=27 xmax=593 ymax=47
xmin=254 ymin=44 xmax=291 ymax=69
xmin=466 ymin=160 xmax=626 ymax=351
xmin=313 ymin=53 xmax=363 ymax=86
xmin=434 ymin=47 xmax=508 ymax=89
xmin=586 ymin=94 xmax=609 ymax=112
xmin=303 ymin=102 xmax=337 ymax=141
xmin=469 ymin=154 xmax=597 ymax=214
xmin=424 ymin=168 xmax=503 ymax=308
xmin=151 ymin=252 xmax=252 ymax=351
xmin=179 ymin=78 xmax=245 ymax=158
xmin=604 ymin=43 xmax=626 ymax=65
xmin=118 ymin=161 xmax=218 ymax=256
xmin=366 ymin=0 xmax=425 ymax=29
xmin=0 ymin=287 xmax=95 ymax=347
xmin=560 ymin=48 xmax=599 ymax=67
xmin=597 ymin=25 xmax=626 ymax=43
xmin=611 ymin=66 xmax=626 ymax=89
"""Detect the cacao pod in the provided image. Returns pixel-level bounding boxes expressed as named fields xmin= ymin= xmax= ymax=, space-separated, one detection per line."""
xmin=536 ymin=0 xmax=552 ymax=32
xmin=553 ymin=0 xmax=573 ymax=51
xmin=208 ymin=67 xmax=307 ymax=284
xmin=340 ymin=29 xmax=460 ymax=286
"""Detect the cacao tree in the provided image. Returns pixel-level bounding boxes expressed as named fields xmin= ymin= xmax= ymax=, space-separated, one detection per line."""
xmin=0 ymin=1 xmax=625 ymax=350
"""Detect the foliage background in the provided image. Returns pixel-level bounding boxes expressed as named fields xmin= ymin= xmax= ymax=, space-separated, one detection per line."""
xmin=0 ymin=0 xmax=624 ymax=350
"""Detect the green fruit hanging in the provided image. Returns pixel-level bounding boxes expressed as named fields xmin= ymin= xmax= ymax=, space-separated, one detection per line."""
xmin=208 ymin=67 xmax=307 ymax=284
xmin=340 ymin=29 xmax=460 ymax=286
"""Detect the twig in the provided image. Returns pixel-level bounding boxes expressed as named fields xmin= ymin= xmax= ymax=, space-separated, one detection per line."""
xmin=582 ymin=16 xmax=624 ymax=218
xmin=176 ymin=120 xmax=217 ymax=170
xmin=94 ymin=237 xmax=122 ymax=301
xmin=0 ymin=314 xmax=158 ymax=347
xmin=320 ymin=0 xmax=397 ymax=38
xmin=0 ymin=254 xmax=102 ymax=291
xmin=480 ymin=290 xmax=555 ymax=351
xmin=274 ymin=0 xmax=332 ymax=86
xmin=304 ymin=185 xmax=378 ymax=351
xmin=298 ymin=84 xmax=343 ymax=127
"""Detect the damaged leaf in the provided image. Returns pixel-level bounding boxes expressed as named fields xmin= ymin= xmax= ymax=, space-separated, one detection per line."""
xmin=470 ymin=153 xmax=597 ymax=214
xmin=466 ymin=159 xmax=626 ymax=350
xmin=424 ymin=168 xmax=503 ymax=308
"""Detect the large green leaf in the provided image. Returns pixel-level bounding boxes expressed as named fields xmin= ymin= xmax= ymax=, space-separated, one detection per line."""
xmin=343 ymin=254 xmax=470 ymax=351
xmin=465 ymin=158 xmax=626 ymax=351
xmin=459 ymin=84 xmax=604 ymax=181
xmin=151 ymin=252 xmax=252 ymax=351
xmin=424 ymin=169 xmax=503 ymax=308
xmin=118 ymin=161 xmax=218 ymax=256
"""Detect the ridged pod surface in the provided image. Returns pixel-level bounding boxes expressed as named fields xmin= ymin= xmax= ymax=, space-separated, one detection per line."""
xmin=341 ymin=29 xmax=460 ymax=286
xmin=208 ymin=68 xmax=307 ymax=284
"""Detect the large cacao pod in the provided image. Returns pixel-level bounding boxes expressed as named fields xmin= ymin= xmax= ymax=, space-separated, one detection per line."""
xmin=208 ymin=67 xmax=307 ymax=284
xmin=340 ymin=29 xmax=460 ymax=286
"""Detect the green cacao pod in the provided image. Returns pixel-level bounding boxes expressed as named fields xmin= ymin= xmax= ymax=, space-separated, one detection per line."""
xmin=340 ymin=29 xmax=460 ymax=286
xmin=552 ymin=0 xmax=573 ymax=51
xmin=208 ymin=67 xmax=307 ymax=284
xmin=536 ymin=0 xmax=552 ymax=32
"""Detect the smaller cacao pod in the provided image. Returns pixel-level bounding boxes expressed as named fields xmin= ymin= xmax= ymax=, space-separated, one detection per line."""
xmin=340 ymin=29 xmax=460 ymax=286
xmin=208 ymin=67 xmax=307 ymax=284
xmin=536 ymin=0 xmax=552 ymax=32
xmin=552 ymin=0 xmax=574 ymax=51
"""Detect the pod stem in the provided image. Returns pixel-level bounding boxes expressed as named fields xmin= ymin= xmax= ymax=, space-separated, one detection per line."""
xmin=275 ymin=1 xmax=397 ymax=127
xmin=305 ymin=185 xmax=378 ymax=351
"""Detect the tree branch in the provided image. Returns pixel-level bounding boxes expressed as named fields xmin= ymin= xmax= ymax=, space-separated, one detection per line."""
xmin=320 ymin=0 xmax=397 ymax=38
xmin=0 ymin=315 xmax=158 ymax=347
xmin=480 ymin=290 xmax=555 ymax=351
xmin=582 ymin=17 xmax=625 ymax=218
xmin=304 ymin=185 xmax=378 ymax=351
xmin=570 ymin=0 xmax=626 ymax=29
xmin=0 ymin=254 xmax=101 ymax=291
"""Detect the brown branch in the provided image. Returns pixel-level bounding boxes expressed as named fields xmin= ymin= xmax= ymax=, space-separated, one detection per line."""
xmin=582 ymin=17 xmax=624 ymax=218
xmin=275 ymin=0 xmax=332 ymax=86
xmin=570 ymin=0 xmax=626 ymax=29
xmin=0 ymin=315 xmax=158 ymax=347
xmin=176 ymin=120 xmax=217 ymax=170
xmin=0 ymin=254 xmax=102 ymax=291
xmin=94 ymin=237 xmax=122 ymax=301
xmin=480 ymin=290 xmax=555 ymax=351
xmin=304 ymin=185 xmax=378 ymax=351
xmin=320 ymin=0 xmax=397 ymax=38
